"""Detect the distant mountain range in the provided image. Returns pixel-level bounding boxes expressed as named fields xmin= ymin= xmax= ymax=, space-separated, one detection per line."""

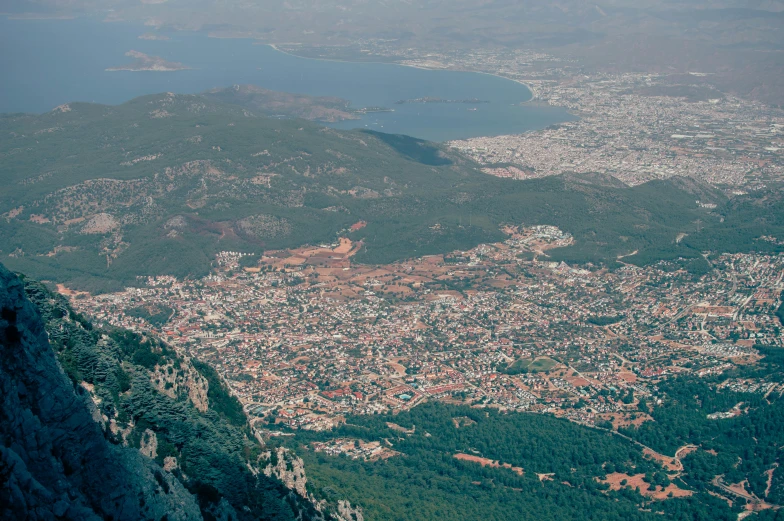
xmin=6 ymin=0 xmax=784 ymax=104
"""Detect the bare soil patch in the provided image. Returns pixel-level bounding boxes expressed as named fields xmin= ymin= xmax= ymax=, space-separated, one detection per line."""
xmin=564 ymin=375 xmax=591 ymax=387
xmin=597 ymin=412 xmax=651 ymax=429
xmin=56 ymin=284 xmax=90 ymax=297
xmin=386 ymin=422 xmax=414 ymax=434
xmin=386 ymin=362 xmax=407 ymax=377
xmin=454 ymin=453 xmax=523 ymax=475
xmin=601 ymin=472 xmax=692 ymax=500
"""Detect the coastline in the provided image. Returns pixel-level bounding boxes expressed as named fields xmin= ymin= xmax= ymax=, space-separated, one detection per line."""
xmin=267 ymin=43 xmax=539 ymax=103
xmin=106 ymin=50 xmax=192 ymax=73
xmin=105 ymin=67 xmax=191 ymax=72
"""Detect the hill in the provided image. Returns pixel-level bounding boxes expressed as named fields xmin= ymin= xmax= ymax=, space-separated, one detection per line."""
xmin=0 ymin=91 xmax=779 ymax=291
xmin=202 ymin=85 xmax=363 ymax=123
xmin=277 ymin=401 xmax=748 ymax=521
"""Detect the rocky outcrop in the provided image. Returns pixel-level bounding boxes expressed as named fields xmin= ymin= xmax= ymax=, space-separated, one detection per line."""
xmin=1 ymin=263 xmax=345 ymax=521
xmin=264 ymin=447 xmax=364 ymax=521
xmin=139 ymin=429 xmax=158 ymax=459
xmin=0 ymin=264 xmax=202 ymax=520
xmin=264 ymin=447 xmax=309 ymax=497
xmin=336 ymin=500 xmax=365 ymax=521
xmin=151 ymin=359 xmax=210 ymax=412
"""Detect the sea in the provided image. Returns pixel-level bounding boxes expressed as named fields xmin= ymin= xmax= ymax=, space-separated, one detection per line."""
xmin=0 ymin=16 xmax=574 ymax=142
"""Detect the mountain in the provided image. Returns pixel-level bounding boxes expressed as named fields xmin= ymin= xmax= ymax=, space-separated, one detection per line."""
xmin=0 ymin=91 xmax=777 ymax=292
xmin=0 ymin=262 xmax=350 ymax=520
xmin=1 ymin=264 xmax=199 ymax=520
xmin=202 ymin=85 xmax=362 ymax=123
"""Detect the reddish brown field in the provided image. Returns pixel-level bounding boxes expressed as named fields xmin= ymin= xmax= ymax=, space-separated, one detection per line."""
xmin=564 ymin=375 xmax=591 ymax=387
xmin=386 ymin=363 xmax=407 ymax=377
xmin=349 ymin=221 xmax=367 ymax=232
xmin=454 ymin=453 xmax=524 ymax=475
xmin=601 ymin=472 xmax=693 ymax=500
xmin=56 ymin=284 xmax=90 ymax=297
xmin=644 ymin=447 xmax=681 ymax=472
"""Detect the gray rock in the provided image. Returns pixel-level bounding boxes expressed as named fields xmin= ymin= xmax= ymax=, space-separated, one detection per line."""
xmin=0 ymin=264 xmax=202 ymax=521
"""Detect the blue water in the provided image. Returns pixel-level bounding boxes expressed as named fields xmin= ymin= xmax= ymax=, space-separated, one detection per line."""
xmin=0 ymin=16 xmax=573 ymax=141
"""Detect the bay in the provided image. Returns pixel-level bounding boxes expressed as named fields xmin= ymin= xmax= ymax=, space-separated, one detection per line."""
xmin=0 ymin=16 xmax=574 ymax=141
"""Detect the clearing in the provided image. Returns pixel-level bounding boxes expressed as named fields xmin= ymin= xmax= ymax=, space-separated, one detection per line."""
xmin=601 ymin=472 xmax=693 ymax=500
xmin=454 ymin=453 xmax=524 ymax=475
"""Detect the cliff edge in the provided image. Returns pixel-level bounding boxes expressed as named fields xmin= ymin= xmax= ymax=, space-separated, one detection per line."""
xmin=0 ymin=263 xmax=202 ymax=520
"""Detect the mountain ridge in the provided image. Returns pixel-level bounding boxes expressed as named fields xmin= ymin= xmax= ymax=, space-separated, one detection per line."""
xmin=0 ymin=263 xmax=202 ymax=520
xmin=0 ymin=90 xmax=779 ymax=292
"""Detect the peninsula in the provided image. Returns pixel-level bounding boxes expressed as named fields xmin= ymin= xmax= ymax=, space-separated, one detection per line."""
xmin=203 ymin=84 xmax=392 ymax=122
xmin=106 ymin=50 xmax=189 ymax=72
xmin=395 ymin=97 xmax=489 ymax=105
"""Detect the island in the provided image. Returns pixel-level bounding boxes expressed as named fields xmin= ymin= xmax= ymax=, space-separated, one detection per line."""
xmin=351 ymin=106 xmax=395 ymax=114
xmin=138 ymin=33 xmax=170 ymax=41
xmin=106 ymin=50 xmax=190 ymax=72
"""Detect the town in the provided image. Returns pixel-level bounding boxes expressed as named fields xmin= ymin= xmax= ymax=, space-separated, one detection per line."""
xmin=278 ymin=42 xmax=784 ymax=189
xmin=449 ymin=71 xmax=783 ymax=189
xmin=69 ymin=225 xmax=784 ymax=438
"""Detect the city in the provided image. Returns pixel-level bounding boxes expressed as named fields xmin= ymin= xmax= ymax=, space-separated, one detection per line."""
xmin=277 ymin=43 xmax=784 ymax=188
xmin=69 ymin=225 xmax=784 ymax=441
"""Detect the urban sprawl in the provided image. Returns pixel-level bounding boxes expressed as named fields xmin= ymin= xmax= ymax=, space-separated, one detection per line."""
xmin=65 ymin=51 xmax=784 ymax=447
xmin=71 ymin=228 xmax=784 ymax=437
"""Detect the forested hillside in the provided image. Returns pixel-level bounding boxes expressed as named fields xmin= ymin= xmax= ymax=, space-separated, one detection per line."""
xmin=277 ymin=402 xmax=749 ymax=521
xmin=2 ymin=92 xmax=780 ymax=291
xmin=618 ymin=355 xmax=784 ymax=509
xmin=266 ymin=347 xmax=784 ymax=521
xmin=268 ymin=345 xmax=784 ymax=521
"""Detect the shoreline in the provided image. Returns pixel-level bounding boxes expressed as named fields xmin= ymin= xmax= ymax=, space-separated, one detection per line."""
xmin=105 ymin=67 xmax=192 ymax=72
xmin=266 ymin=43 xmax=538 ymax=103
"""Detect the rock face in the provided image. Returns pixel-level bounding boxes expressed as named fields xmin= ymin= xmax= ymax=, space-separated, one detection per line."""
xmin=151 ymin=359 xmax=210 ymax=412
xmin=336 ymin=500 xmax=365 ymax=521
xmin=264 ymin=447 xmax=364 ymax=521
xmin=0 ymin=264 xmax=202 ymax=520
xmin=265 ymin=447 xmax=310 ymax=497
xmin=0 ymin=263 xmax=344 ymax=520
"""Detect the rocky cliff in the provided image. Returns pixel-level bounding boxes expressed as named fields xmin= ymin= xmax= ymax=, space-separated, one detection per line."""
xmin=0 ymin=264 xmax=330 ymax=520
xmin=0 ymin=264 xmax=202 ymax=520
xmin=264 ymin=447 xmax=364 ymax=521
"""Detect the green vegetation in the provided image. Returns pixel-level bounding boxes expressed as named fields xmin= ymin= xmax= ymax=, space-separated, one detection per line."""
xmin=192 ymin=359 xmax=248 ymax=428
xmin=1 ymin=94 xmax=781 ymax=291
xmin=202 ymin=85 xmax=357 ymax=123
xmin=503 ymin=356 xmax=557 ymax=374
xmin=21 ymin=277 xmax=315 ymax=521
xmin=587 ymin=315 xmax=625 ymax=326
xmin=619 ymin=371 xmax=784 ymax=505
xmin=362 ymin=130 xmax=453 ymax=165
xmin=277 ymin=402 xmax=738 ymax=521
xmin=684 ymin=189 xmax=784 ymax=257
xmin=238 ymin=254 xmax=261 ymax=269
xmin=126 ymin=304 xmax=174 ymax=328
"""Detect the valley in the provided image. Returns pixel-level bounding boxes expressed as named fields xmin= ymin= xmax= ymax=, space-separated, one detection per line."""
xmin=2 ymin=4 xmax=784 ymax=518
